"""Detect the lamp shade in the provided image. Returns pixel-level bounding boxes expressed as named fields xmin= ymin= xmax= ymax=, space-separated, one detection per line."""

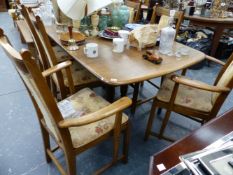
xmin=57 ymin=0 xmax=112 ymax=20
xmin=86 ymin=0 xmax=112 ymax=15
xmin=57 ymin=0 xmax=86 ymax=20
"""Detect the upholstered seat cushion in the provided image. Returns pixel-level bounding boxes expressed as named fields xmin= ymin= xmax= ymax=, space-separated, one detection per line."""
xmin=157 ymin=77 xmax=213 ymax=112
xmin=63 ymin=62 xmax=99 ymax=87
xmin=57 ymin=88 xmax=128 ymax=148
xmin=52 ymin=45 xmax=99 ymax=87
xmin=53 ymin=45 xmax=72 ymax=62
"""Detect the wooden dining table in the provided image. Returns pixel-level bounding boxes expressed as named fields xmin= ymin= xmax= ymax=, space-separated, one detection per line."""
xmin=46 ymin=25 xmax=205 ymax=114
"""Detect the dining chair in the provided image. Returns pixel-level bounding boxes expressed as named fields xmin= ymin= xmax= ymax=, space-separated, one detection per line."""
xmin=0 ymin=28 xmax=132 ymax=175
xmin=21 ymin=6 xmax=101 ymax=100
xmin=150 ymin=6 xmax=184 ymax=38
xmin=144 ymin=53 xmax=233 ymax=142
xmin=125 ymin=0 xmax=143 ymax=23
xmin=129 ymin=7 xmax=184 ymax=116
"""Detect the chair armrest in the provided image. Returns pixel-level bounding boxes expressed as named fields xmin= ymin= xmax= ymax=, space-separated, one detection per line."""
xmin=171 ymin=75 xmax=230 ymax=93
xmin=58 ymin=97 xmax=132 ymax=128
xmin=205 ymin=55 xmax=225 ymax=66
xmin=42 ymin=60 xmax=72 ymax=77
xmin=42 ymin=60 xmax=75 ymax=94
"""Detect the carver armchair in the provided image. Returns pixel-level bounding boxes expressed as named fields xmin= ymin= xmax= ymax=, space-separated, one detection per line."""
xmin=0 ymin=28 xmax=132 ymax=175
xmin=144 ymin=54 xmax=233 ymax=141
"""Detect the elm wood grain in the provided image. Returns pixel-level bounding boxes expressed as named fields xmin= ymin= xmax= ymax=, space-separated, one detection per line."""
xmin=45 ymin=25 xmax=205 ymax=86
xmin=15 ymin=20 xmax=34 ymax=44
xmin=42 ymin=60 xmax=75 ymax=95
xmin=0 ymin=28 xmax=132 ymax=175
xmin=144 ymin=52 xmax=233 ymax=142
xmin=184 ymin=15 xmax=233 ymax=57
xmin=20 ymin=6 xmax=49 ymax=71
xmin=21 ymin=6 xmax=103 ymax=99
xmin=171 ymin=75 xmax=230 ymax=92
xmin=15 ymin=20 xmax=37 ymax=58
xmin=149 ymin=108 xmax=233 ymax=175
xmin=59 ymin=97 xmax=132 ymax=128
xmin=45 ymin=25 xmax=204 ymax=114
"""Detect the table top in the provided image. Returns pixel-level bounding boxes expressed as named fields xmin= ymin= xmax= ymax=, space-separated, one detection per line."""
xmin=149 ymin=108 xmax=233 ymax=175
xmin=46 ymin=26 xmax=205 ymax=86
xmin=185 ymin=15 xmax=233 ymax=24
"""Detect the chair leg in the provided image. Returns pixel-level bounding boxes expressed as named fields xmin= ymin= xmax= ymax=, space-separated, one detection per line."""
xmin=158 ymin=110 xmax=171 ymax=139
xmin=144 ymin=99 xmax=158 ymax=141
xmin=39 ymin=124 xmax=51 ymax=163
xmin=64 ymin=152 xmax=76 ymax=175
xmin=113 ymin=134 xmax=120 ymax=164
xmin=122 ymin=123 xmax=130 ymax=164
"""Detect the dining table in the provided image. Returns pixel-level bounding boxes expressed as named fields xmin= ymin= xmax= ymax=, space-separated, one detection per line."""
xmin=45 ymin=25 xmax=205 ymax=114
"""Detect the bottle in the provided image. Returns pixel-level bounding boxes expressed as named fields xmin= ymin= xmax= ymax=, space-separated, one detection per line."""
xmin=98 ymin=8 xmax=110 ymax=31
xmin=159 ymin=10 xmax=176 ymax=55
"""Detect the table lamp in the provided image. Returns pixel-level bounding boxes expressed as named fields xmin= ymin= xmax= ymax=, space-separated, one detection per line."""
xmin=57 ymin=0 xmax=112 ymax=36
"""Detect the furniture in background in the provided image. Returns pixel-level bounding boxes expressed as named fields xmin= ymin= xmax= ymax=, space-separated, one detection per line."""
xmin=149 ymin=107 xmax=233 ymax=175
xmin=0 ymin=0 xmax=7 ymax=12
xmin=125 ymin=0 xmax=143 ymax=23
xmin=184 ymin=15 xmax=233 ymax=57
xmin=144 ymin=53 xmax=233 ymax=142
xmin=0 ymin=28 xmax=132 ymax=175
xmin=150 ymin=6 xmax=184 ymax=38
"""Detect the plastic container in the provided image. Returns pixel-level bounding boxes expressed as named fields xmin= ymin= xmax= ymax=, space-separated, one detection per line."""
xmin=159 ymin=10 xmax=176 ymax=55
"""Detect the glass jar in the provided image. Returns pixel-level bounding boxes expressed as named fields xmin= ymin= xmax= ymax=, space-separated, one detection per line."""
xmin=99 ymin=8 xmax=110 ymax=31
xmin=112 ymin=3 xmax=129 ymax=28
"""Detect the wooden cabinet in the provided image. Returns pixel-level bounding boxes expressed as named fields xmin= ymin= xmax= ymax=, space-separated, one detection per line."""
xmin=0 ymin=0 xmax=7 ymax=12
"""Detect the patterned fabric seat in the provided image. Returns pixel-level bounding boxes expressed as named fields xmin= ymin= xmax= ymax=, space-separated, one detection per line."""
xmin=52 ymin=45 xmax=99 ymax=87
xmin=53 ymin=45 xmax=72 ymax=62
xmin=157 ymin=77 xmax=213 ymax=112
xmin=57 ymin=88 xmax=128 ymax=148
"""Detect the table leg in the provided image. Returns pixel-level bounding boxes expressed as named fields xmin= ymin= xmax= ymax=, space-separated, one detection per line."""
xmin=120 ymin=85 xmax=128 ymax=97
xmin=131 ymin=83 xmax=140 ymax=116
xmin=210 ymin=26 xmax=224 ymax=57
xmin=106 ymin=86 xmax=115 ymax=102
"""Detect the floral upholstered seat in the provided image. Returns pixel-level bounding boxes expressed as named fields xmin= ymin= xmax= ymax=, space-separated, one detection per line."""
xmin=157 ymin=77 xmax=213 ymax=112
xmin=52 ymin=45 xmax=99 ymax=87
xmin=57 ymin=88 xmax=128 ymax=148
xmin=53 ymin=45 xmax=72 ymax=62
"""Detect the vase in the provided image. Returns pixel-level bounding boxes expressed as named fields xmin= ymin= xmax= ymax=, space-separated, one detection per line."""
xmin=112 ymin=5 xmax=129 ymax=28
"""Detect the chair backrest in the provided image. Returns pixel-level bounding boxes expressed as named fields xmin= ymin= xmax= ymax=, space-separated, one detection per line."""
xmin=0 ymin=28 xmax=71 ymax=145
xmin=20 ymin=5 xmax=49 ymax=71
xmin=20 ymin=6 xmax=67 ymax=99
xmin=35 ymin=15 xmax=68 ymax=97
xmin=150 ymin=6 xmax=184 ymax=36
xmin=211 ymin=53 xmax=233 ymax=108
xmin=125 ymin=0 xmax=142 ymax=22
